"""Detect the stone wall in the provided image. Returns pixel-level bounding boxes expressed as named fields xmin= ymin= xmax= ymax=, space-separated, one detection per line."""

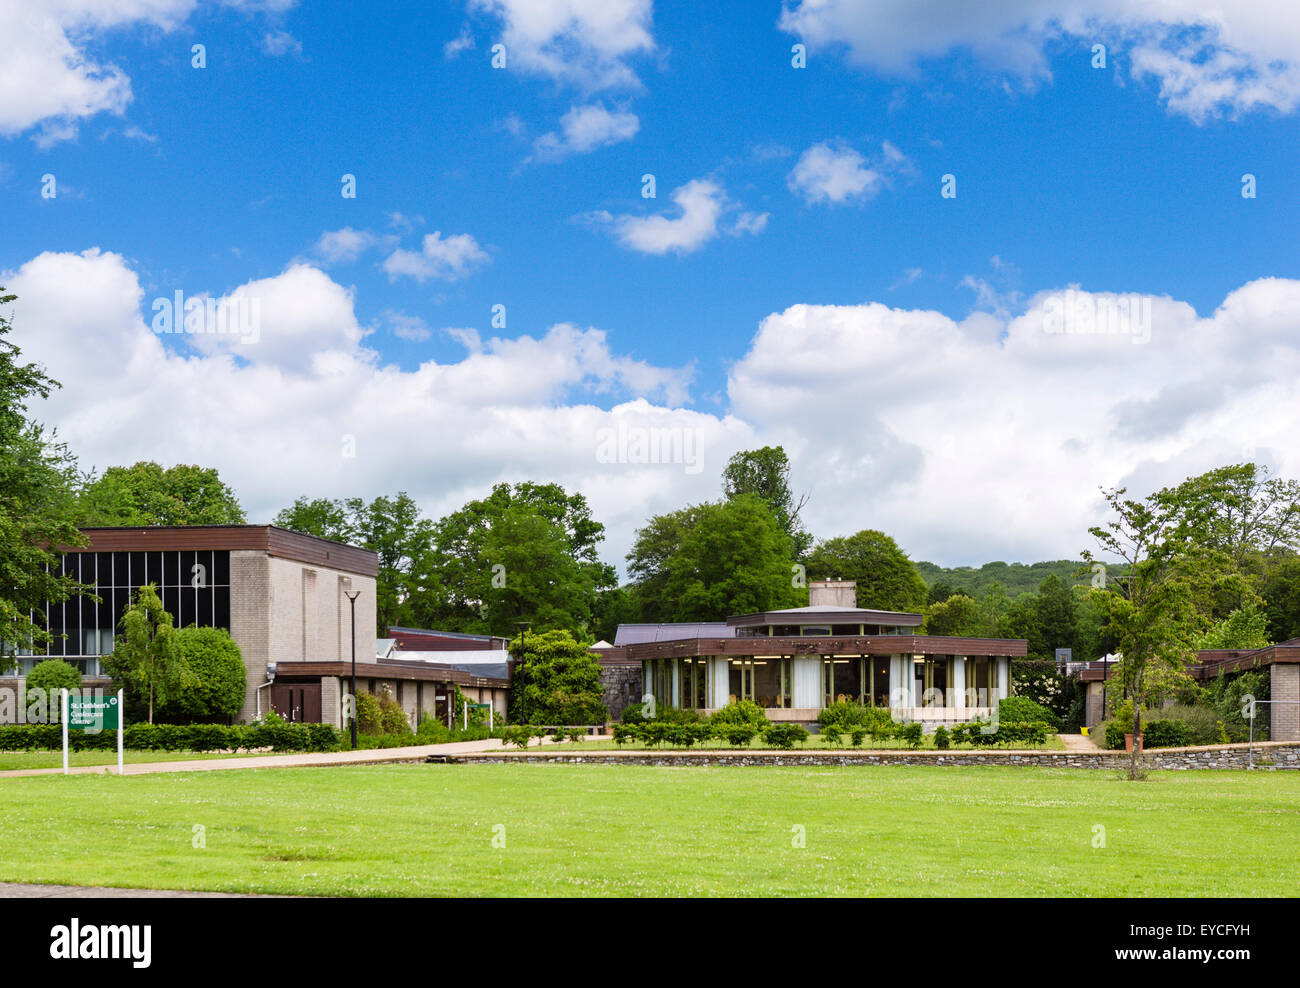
xmin=601 ymin=663 xmax=641 ymax=721
xmin=452 ymin=740 xmax=1300 ymax=770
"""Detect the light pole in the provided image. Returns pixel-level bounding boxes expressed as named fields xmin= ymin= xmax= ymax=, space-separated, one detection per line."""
xmin=345 ymin=590 xmax=360 ymax=749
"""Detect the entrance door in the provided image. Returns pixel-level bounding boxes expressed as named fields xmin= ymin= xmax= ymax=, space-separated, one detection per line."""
xmin=271 ymin=683 xmax=322 ymax=722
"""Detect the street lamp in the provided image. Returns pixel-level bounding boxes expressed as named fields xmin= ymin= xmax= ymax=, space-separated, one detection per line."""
xmin=345 ymin=590 xmax=361 ymax=749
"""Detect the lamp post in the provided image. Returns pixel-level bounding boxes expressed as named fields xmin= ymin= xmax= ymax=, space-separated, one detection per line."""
xmin=345 ymin=590 xmax=360 ymax=749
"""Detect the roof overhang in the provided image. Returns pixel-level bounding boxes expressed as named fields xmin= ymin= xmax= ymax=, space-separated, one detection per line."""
xmin=616 ymin=634 xmax=1026 ymax=661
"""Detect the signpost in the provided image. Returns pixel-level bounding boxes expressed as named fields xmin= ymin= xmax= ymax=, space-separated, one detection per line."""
xmin=60 ymin=689 xmax=125 ymax=776
xmin=464 ymin=701 xmax=493 ymax=731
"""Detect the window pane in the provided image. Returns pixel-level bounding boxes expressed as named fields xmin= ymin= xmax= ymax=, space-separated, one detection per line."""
xmin=127 ymin=552 xmax=144 ymax=588
xmin=213 ymin=550 xmax=230 ymax=586
xmin=95 ymin=552 xmax=112 ymax=587
xmin=179 ymin=586 xmax=195 ymax=627
xmin=162 ymin=586 xmax=180 ymax=626
xmin=196 ymin=586 xmax=214 ymax=627
xmin=214 ymin=586 xmax=230 ymax=631
xmin=47 ymin=602 xmax=65 ymax=656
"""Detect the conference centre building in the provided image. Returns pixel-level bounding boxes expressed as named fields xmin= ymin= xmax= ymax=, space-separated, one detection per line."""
xmin=597 ymin=580 xmax=1029 ymax=725
xmin=1 ymin=526 xmax=510 ymax=729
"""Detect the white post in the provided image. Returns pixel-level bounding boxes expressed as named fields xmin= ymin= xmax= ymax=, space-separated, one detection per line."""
xmin=117 ymin=688 xmax=124 ymax=776
xmin=61 ymin=688 xmax=69 ymax=775
xmin=462 ymin=699 xmax=467 ymax=731
xmin=489 ymin=702 xmax=493 ymax=731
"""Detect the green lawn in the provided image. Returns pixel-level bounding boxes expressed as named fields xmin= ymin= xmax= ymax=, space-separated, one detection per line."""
xmin=0 ymin=750 xmax=276 ymax=772
xmin=1 ymin=763 xmax=1297 ymax=896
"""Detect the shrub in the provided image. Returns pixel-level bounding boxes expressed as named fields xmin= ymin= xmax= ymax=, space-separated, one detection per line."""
xmin=612 ymin=724 xmax=637 ymax=746
xmin=0 ymin=719 xmax=340 ymax=754
xmin=866 ymin=718 xmax=896 ymax=747
xmin=621 ymin=701 xmax=648 ymax=724
xmin=1102 ymin=719 xmax=1128 ymax=750
xmin=999 ymin=695 xmax=1061 ymax=732
xmin=710 ymin=700 xmax=769 ymax=729
xmin=1150 ymin=703 xmax=1222 ymax=746
xmin=817 ymin=701 xmax=872 ymax=729
xmin=163 ymin=626 xmax=245 ymax=723
xmin=761 ymin=724 xmax=809 ymax=750
xmin=849 ymin=727 xmax=867 ymax=748
xmin=717 ymin=724 xmax=757 ymax=747
xmin=819 ymin=727 xmax=845 ymax=747
xmin=1144 ymin=719 xmax=1193 ymax=749
xmin=650 ymin=705 xmax=702 ymax=725
xmin=898 ymin=722 xmax=923 ymax=749
xmin=25 ymin=659 xmax=81 ymax=695
xmin=356 ymin=692 xmax=383 ymax=735
xmin=933 ymin=725 xmax=950 ymax=749
xmin=377 ymin=689 xmax=411 ymax=736
xmin=504 ymin=726 xmax=534 ymax=750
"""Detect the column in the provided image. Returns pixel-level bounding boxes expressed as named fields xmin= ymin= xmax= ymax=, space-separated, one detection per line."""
xmin=708 ymin=656 xmax=730 ymax=709
xmin=669 ymin=660 xmax=681 ymax=708
xmin=791 ymin=655 xmax=821 ymax=709
xmin=996 ymin=657 xmax=1009 ymax=703
xmin=952 ymin=657 xmax=966 ymax=710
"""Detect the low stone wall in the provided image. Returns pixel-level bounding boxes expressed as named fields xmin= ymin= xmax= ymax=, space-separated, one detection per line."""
xmin=449 ymin=740 xmax=1300 ymax=770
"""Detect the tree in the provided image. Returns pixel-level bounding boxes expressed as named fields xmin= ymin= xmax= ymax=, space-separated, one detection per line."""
xmin=510 ymin=629 xmax=606 ymax=725
xmin=1084 ymin=482 xmax=1227 ymax=779
xmin=419 ymin=483 xmax=615 ymax=636
xmin=923 ymin=594 xmax=993 ymax=637
xmin=804 ymin=530 xmax=929 ymax=612
xmin=0 ymin=289 xmax=86 ymax=670
xmin=1261 ymin=556 xmax=1300 ymax=643
xmin=1196 ymin=603 xmax=1272 ymax=651
xmin=77 ymin=462 xmax=246 ymax=527
xmin=161 ymin=626 xmax=246 ymax=723
xmin=25 ymin=658 xmax=82 ymax=695
xmin=722 ymin=446 xmax=811 ymax=555
xmin=624 ymin=504 xmax=710 ymax=622
xmin=104 ymin=584 xmax=186 ymax=724
xmin=643 ymin=495 xmax=802 ymax=621
xmin=1033 ymin=574 xmax=1080 ymax=658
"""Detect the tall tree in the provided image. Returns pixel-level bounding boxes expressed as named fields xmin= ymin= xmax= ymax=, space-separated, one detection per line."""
xmin=624 ymin=503 xmax=710 ymax=623
xmin=509 ymin=629 xmax=607 ymax=724
xmin=647 ymin=495 xmax=802 ymax=621
xmin=419 ymin=483 xmax=615 ymax=636
xmin=1084 ymin=482 xmax=1229 ymax=779
xmin=722 ymin=446 xmax=811 ymax=555
xmin=1033 ymin=574 xmax=1080 ymax=658
xmin=804 ymin=530 xmax=929 ymax=612
xmin=104 ymin=584 xmax=186 ymax=724
xmin=0 ymin=289 xmax=86 ymax=670
xmin=78 ymin=462 xmax=246 ymax=527
xmin=923 ymin=594 xmax=994 ymax=637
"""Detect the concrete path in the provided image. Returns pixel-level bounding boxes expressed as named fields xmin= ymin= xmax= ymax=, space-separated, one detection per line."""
xmin=1058 ymin=732 xmax=1101 ymax=752
xmin=0 ymin=735 xmax=577 ymax=779
xmin=0 ymin=881 xmax=272 ymax=898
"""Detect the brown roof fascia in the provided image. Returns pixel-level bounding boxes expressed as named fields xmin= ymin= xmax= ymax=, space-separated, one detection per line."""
xmin=619 ymin=634 xmax=1027 ymax=661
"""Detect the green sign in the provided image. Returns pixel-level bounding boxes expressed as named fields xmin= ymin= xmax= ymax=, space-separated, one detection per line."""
xmin=67 ymin=694 xmax=120 ymax=732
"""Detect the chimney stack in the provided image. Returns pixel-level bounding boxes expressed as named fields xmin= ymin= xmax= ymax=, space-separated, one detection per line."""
xmin=809 ymin=579 xmax=856 ymax=608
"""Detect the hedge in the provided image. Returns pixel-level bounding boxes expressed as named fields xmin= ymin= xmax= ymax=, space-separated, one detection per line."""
xmin=0 ymin=721 xmax=341 ymax=753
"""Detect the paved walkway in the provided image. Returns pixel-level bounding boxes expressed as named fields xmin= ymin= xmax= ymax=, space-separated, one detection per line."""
xmin=1058 ymin=732 xmax=1101 ymax=752
xmin=0 ymin=736 xmax=574 ymax=779
xmin=0 ymin=881 xmax=272 ymax=898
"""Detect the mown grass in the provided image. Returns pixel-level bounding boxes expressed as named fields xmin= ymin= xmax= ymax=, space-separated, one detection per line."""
xmin=0 ymin=750 xmax=274 ymax=772
xmin=1 ymin=763 xmax=1297 ymax=896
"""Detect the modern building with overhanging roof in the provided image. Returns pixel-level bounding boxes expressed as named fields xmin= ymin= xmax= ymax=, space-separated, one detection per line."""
xmin=597 ymin=580 xmax=1028 ymax=724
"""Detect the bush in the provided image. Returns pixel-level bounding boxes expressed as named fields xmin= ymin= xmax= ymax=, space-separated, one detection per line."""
xmin=933 ymin=725 xmax=950 ymax=749
xmin=649 ymin=705 xmax=702 ymax=725
xmin=1102 ymin=719 xmax=1127 ymax=750
xmin=621 ymin=701 xmax=648 ymax=724
xmin=1144 ymin=719 xmax=1193 ymax=749
xmin=25 ymin=659 xmax=81 ymax=695
xmin=817 ymin=701 xmax=871 ymax=729
xmin=999 ymin=695 xmax=1061 ymax=732
xmin=377 ymin=689 xmax=412 ymax=736
xmin=898 ymin=722 xmax=923 ymax=748
xmin=612 ymin=724 xmax=637 ymax=745
xmin=504 ymin=725 xmax=535 ymax=749
xmin=356 ymin=692 xmax=383 ymax=735
xmin=162 ymin=626 xmax=245 ymax=723
xmin=819 ymin=726 xmax=845 ymax=747
xmin=717 ymin=724 xmax=758 ymax=747
xmin=849 ymin=727 xmax=868 ymax=748
xmin=1150 ymin=703 xmax=1222 ymax=746
xmin=710 ymin=700 xmax=769 ymax=729
xmin=761 ymin=724 xmax=809 ymax=749
xmin=0 ymin=719 xmax=340 ymax=753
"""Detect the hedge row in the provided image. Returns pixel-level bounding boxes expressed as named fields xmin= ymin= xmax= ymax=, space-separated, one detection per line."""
xmin=612 ymin=721 xmax=810 ymax=749
xmin=0 ymin=721 xmax=341 ymax=753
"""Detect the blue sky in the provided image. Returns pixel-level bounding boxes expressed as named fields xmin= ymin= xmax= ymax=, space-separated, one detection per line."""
xmin=4 ymin=1 xmax=1300 ymax=570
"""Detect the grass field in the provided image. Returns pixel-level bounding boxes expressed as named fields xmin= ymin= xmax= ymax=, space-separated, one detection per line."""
xmin=0 ymin=750 xmax=274 ymax=772
xmin=1 ymin=763 xmax=1297 ymax=896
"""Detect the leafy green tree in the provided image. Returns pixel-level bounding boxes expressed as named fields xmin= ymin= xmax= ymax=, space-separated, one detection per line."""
xmin=161 ymin=626 xmax=246 ymax=723
xmin=647 ymin=495 xmax=802 ymax=621
xmin=722 ymin=446 xmax=811 ymax=555
xmin=1195 ymin=603 xmax=1272 ymax=651
xmin=0 ymin=290 xmax=86 ymax=671
xmin=923 ymin=594 xmax=993 ymax=637
xmin=420 ymin=483 xmax=615 ymax=636
xmin=804 ymin=530 xmax=929 ymax=612
xmin=273 ymin=496 xmax=356 ymax=543
xmin=510 ymin=629 xmax=606 ymax=724
xmin=625 ymin=503 xmax=710 ymax=622
xmin=1084 ymin=482 xmax=1228 ymax=779
xmin=927 ymin=580 xmax=958 ymax=605
xmin=104 ymin=584 xmax=186 ymax=724
xmin=77 ymin=462 xmax=245 ymax=526
xmin=1033 ymin=574 xmax=1080 ymax=658
xmin=25 ymin=658 xmax=82 ymax=694
xmin=1261 ymin=556 xmax=1300 ymax=643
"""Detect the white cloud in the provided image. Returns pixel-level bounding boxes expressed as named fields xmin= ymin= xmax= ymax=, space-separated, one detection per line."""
xmin=382 ymin=232 xmax=490 ymax=282
xmin=8 ymin=248 xmax=1300 ymax=572
xmin=787 ymin=140 xmax=910 ymax=205
xmin=384 ymin=311 xmax=433 ymax=342
xmin=596 ymin=179 xmax=763 ymax=256
xmin=444 ymin=28 xmax=476 ymax=59
xmin=468 ymin=0 xmax=654 ymax=90
xmin=533 ymin=102 xmax=639 ymax=160
xmin=261 ymin=30 xmax=302 ymax=57
xmin=313 ymin=227 xmax=383 ymax=264
xmin=778 ymin=0 xmax=1300 ymax=122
